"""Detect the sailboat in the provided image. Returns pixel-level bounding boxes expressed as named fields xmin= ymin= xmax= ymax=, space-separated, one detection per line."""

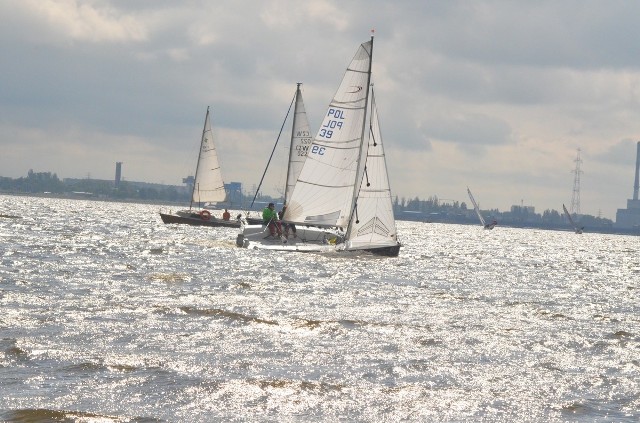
xmin=160 ymin=107 xmax=240 ymax=228
xmin=467 ymin=187 xmax=497 ymax=229
xmin=562 ymin=203 xmax=583 ymax=234
xmin=237 ymin=35 xmax=401 ymax=256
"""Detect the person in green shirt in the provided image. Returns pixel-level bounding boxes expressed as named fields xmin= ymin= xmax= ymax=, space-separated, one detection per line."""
xmin=262 ymin=203 xmax=282 ymax=237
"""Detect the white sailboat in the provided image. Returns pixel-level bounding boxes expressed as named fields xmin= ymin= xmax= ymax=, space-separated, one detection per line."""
xmin=467 ymin=187 xmax=497 ymax=230
xmin=562 ymin=203 xmax=583 ymax=234
xmin=237 ymin=35 xmax=401 ymax=256
xmin=160 ymin=107 xmax=239 ymax=227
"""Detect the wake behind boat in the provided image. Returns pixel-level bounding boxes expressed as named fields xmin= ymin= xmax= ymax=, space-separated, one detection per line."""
xmin=237 ymin=34 xmax=401 ymax=257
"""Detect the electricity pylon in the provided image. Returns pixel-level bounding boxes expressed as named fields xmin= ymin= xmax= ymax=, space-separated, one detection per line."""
xmin=570 ymin=148 xmax=582 ymax=215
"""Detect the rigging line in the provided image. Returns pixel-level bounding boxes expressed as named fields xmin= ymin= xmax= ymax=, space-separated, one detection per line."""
xmin=369 ymin=120 xmax=377 ymax=147
xmin=364 ymin=166 xmax=370 ymax=187
xmin=249 ymin=89 xmax=297 ymax=208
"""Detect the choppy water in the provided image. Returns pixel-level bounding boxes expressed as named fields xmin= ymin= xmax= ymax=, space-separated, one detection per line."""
xmin=0 ymin=194 xmax=638 ymax=422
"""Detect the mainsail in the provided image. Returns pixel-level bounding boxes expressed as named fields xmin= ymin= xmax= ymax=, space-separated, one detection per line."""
xmin=285 ymin=40 xmax=373 ymax=228
xmin=346 ymin=86 xmax=398 ymax=250
xmin=284 ymin=84 xmax=312 ymax=204
xmin=467 ymin=187 xmax=487 ymax=227
xmin=191 ymin=107 xmax=226 ymax=205
xmin=563 ymin=203 xmax=582 ymax=233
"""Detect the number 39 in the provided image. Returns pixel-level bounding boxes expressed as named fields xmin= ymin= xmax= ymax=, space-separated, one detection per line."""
xmin=319 ymin=129 xmax=333 ymax=138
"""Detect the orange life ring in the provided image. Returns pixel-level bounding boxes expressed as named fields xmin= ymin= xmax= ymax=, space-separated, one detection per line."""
xmin=199 ymin=210 xmax=211 ymax=220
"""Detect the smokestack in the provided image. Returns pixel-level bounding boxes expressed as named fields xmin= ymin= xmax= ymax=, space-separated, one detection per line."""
xmin=115 ymin=162 xmax=122 ymax=188
xmin=634 ymin=142 xmax=640 ymax=201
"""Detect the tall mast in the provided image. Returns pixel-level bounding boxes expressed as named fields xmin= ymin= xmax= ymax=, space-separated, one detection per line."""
xmin=190 ymin=106 xmax=210 ymax=210
xmin=346 ymin=30 xmax=373 ymax=238
xmin=283 ymin=83 xmax=302 ymax=207
xmin=346 ymin=34 xmax=374 ymax=238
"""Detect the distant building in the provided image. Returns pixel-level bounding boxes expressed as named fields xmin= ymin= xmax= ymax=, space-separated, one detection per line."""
xmin=182 ymin=175 xmax=195 ymax=194
xmin=510 ymin=205 xmax=535 ymax=214
xmin=615 ymin=141 xmax=640 ymax=229
xmin=224 ymin=182 xmax=243 ymax=205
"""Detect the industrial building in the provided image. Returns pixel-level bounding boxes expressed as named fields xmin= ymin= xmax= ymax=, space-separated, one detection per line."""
xmin=615 ymin=141 xmax=640 ymax=229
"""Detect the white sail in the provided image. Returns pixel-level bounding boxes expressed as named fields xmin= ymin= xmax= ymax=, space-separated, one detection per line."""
xmin=346 ymin=87 xmax=399 ymax=250
xmin=285 ymin=40 xmax=373 ymax=228
xmin=467 ymin=187 xmax=487 ymax=227
xmin=192 ymin=107 xmax=226 ymax=204
xmin=284 ymin=84 xmax=312 ymax=204
xmin=563 ymin=203 xmax=582 ymax=233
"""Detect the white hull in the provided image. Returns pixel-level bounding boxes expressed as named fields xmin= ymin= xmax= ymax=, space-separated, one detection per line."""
xmin=236 ymin=223 xmax=344 ymax=251
xmin=236 ymin=222 xmax=400 ymax=256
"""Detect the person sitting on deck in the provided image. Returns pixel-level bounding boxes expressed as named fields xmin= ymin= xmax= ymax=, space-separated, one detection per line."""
xmin=279 ymin=204 xmax=297 ymax=238
xmin=222 ymin=209 xmax=231 ymax=220
xmin=262 ymin=203 xmax=282 ymax=237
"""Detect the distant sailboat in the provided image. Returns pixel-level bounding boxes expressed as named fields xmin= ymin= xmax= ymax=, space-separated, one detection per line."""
xmin=563 ymin=203 xmax=583 ymax=234
xmin=160 ymin=107 xmax=240 ymax=227
xmin=467 ymin=187 xmax=497 ymax=230
xmin=237 ymin=35 xmax=400 ymax=256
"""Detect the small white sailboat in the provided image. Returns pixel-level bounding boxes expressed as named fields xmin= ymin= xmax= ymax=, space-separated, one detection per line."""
xmin=562 ymin=203 xmax=583 ymax=234
xmin=160 ymin=107 xmax=240 ymax=227
xmin=467 ymin=187 xmax=497 ymax=230
xmin=237 ymin=35 xmax=401 ymax=256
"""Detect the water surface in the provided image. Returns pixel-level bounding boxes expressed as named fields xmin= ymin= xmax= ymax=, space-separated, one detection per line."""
xmin=1 ymin=195 xmax=638 ymax=421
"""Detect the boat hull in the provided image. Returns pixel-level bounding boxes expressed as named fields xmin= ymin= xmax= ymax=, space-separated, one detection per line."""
xmin=159 ymin=212 xmax=240 ymax=228
xmin=362 ymin=243 xmax=401 ymax=257
xmin=236 ymin=223 xmax=400 ymax=256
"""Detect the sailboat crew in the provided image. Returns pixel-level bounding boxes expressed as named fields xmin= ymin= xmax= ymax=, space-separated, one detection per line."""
xmin=279 ymin=204 xmax=297 ymax=238
xmin=262 ymin=203 xmax=282 ymax=237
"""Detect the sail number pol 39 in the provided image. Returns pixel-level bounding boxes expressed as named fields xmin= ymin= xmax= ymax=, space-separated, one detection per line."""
xmin=317 ymin=108 xmax=345 ymax=142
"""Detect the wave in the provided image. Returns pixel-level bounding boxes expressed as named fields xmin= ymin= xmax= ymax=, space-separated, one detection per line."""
xmin=1 ymin=338 xmax=29 ymax=361
xmin=251 ymin=378 xmax=345 ymax=394
xmin=178 ymin=306 xmax=279 ymax=325
xmin=0 ymin=408 xmax=163 ymax=422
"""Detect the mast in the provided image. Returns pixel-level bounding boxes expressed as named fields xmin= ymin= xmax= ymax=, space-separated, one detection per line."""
xmin=346 ymin=34 xmax=374 ymax=239
xmin=190 ymin=106 xmax=210 ymax=210
xmin=283 ymin=83 xmax=302 ymax=207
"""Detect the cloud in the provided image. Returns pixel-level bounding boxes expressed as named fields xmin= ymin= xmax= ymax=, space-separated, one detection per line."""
xmin=17 ymin=0 xmax=147 ymax=44
xmin=2 ymin=0 xmax=640 ymax=220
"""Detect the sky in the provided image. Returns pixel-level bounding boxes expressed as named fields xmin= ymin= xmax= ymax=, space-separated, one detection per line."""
xmin=2 ymin=0 xmax=640 ymax=220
